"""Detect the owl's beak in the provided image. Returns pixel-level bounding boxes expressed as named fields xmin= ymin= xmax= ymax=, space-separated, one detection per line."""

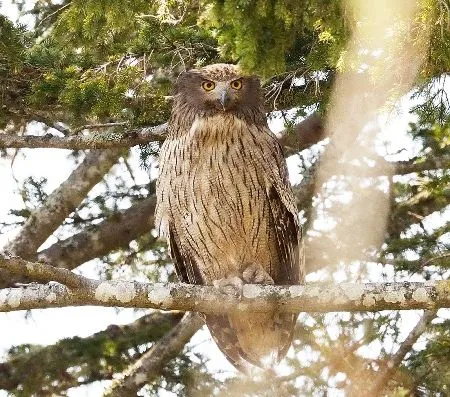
xmin=218 ymin=89 xmax=230 ymax=110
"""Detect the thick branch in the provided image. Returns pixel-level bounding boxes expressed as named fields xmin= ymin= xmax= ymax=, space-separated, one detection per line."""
xmin=0 ymin=274 xmax=449 ymax=314
xmin=104 ymin=313 xmax=203 ymax=397
xmin=0 ymin=254 xmax=95 ymax=289
xmin=36 ymin=196 xmax=156 ymax=270
xmin=1 ymin=256 xmax=449 ymax=313
xmin=0 ymin=197 xmax=156 ymax=289
xmin=278 ymin=113 xmax=325 ymax=155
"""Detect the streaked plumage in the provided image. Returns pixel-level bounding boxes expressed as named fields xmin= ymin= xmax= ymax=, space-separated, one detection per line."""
xmin=155 ymin=64 xmax=304 ymax=371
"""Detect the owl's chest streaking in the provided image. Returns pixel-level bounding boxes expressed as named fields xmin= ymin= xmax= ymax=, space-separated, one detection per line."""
xmin=156 ymin=114 xmax=283 ymax=283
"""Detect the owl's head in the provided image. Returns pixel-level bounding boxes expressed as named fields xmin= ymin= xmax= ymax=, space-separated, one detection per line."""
xmin=173 ymin=64 xmax=264 ymax=118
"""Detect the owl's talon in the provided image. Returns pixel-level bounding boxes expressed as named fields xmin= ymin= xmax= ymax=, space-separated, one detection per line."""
xmin=213 ymin=276 xmax=244 ymax=297
xmin=242 ymin=264 xmax=274 ymax=284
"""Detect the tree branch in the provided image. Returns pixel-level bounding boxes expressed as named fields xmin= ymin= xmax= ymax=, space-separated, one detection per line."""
xmin=0 ymin=124 xmax=167 ymax=149
xmin=277 ymin=113 xmax=325 ymax=155
xmin=0 ymin=196 xmax=156 ymax=289
xmin=0 ymin=311 xmax=184 ymax=393
xmin=0 ymin=114 xmax=324 ymax=152
xmin=366 ymin=310 xmax=437 ymax=397
xmin=2 ymin=116 xmax=449 ymax=176
xmin=0 ymin=149 xmax=123 ymax=286
xmin=36 ymin=196 xmax=157 ymax=270
xmin=104 ymin=312 xmax=203 ymax=397
xmin=395 ymin=155 xmax=450 ymax=175
xmin=0 ymin=254 xmax=95 ymax=289
xmin=0 ymin=257 xmax=449 ymax=313
xmin=4 ymin=150 xmax=121 ymax=259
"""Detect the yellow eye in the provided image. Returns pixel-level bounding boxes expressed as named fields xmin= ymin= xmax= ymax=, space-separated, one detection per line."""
xmin=230 ymin=79 xmax=242 ymax=90
xmin=202 ymin=80 xmax=215 ymax=91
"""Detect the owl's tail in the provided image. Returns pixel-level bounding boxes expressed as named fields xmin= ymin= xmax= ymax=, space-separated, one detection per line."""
xmin=205 ymin=312 xmax=297 ymax=372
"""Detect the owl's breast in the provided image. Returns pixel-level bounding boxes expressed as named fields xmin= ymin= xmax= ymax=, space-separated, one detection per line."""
xmin=175 ymin=115 xmax=268 ymax=199
xmin=155 ymin=114 xmax=287 ymax=281
xmin=157 ymin=115 xmax=277 ymax=218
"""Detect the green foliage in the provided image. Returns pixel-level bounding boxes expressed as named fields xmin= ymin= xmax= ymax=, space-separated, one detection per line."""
xmin=202 ymin=0 xmax=348 ymax=77
xmin=405 ymin=320 xmax=450 ymax=394
xmin=52 ymin=0 xmax=153 ymax=56
xmin=19 ymin=177 xmax=49 ymax=208
xmin=0 ymin=14 xmax=28 ymax=72
xmin=3 ymin=313 xmax=183 ymax=395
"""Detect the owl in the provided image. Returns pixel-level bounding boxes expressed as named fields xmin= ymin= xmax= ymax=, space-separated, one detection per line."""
xmin=155 ymin=63 xmax=304 ymax=372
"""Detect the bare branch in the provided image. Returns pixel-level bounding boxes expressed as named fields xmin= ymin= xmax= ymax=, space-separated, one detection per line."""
xmin=2 ymin=116 xmax=447 ymax=177
xmin=0 ymin=196 xmax=156 ymax=288
xmin=104 ymin=313 xmax=203 ymax=397
xmin=0 ymin=254 xmax=95 ymax=289
xmin=4 ymin=150 xmax=121 ymax=259
xmin=0 ymin=257 xmax=448 ymax=313
xmin=0 ymin=114 xmax=325 ymax=153
xmin=0 ymin=124 xmax=167 ymax=149
xmin=278 ymin=113 xmax=325 ymax=155
xmin=1 ymin=278 xmax=448 ymax=312
xmin=37 ymin=196 xmax=157 ymax=270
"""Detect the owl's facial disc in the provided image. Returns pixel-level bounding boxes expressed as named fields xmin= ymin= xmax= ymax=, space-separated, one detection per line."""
xmin=201 ymin=80 xmax=241 ymax=111
xmin=174 ymin=66 xmax=263 ymax=118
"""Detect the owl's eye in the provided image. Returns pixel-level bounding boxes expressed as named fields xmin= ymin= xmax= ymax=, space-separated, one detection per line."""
xmin=230 ymin=79 xmax=243 ymax=90
xmin=202 ymin=80 xmax=216 ymax=91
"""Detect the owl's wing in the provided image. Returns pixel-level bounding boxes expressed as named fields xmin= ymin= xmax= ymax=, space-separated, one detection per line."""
xmin=260 ymin=135 xmax=304 ymax=360
xmin=260 ymin=130 xmax=305 ymax=285
xmin=168 ymin=225 xmax=203 ymax=284
xmin=267 ymin=185 xmax=302 ymax=284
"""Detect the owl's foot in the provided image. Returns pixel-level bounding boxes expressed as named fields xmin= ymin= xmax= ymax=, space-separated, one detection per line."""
xmin=242 ymin=263 xmax=274 ymax=284
xmin=213 ymin=275 xmax=244 ymax=297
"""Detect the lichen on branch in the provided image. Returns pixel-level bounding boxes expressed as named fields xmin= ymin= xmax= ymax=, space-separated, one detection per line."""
xmin=0 ymin=255 xmax=448 ymax=314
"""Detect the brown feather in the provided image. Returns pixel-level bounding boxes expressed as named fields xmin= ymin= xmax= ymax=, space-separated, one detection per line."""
xmin=155 ymin=64 xmax=304 ymax=371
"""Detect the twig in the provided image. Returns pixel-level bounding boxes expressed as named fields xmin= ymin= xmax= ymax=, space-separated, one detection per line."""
xmin=72 ymin=122 xmax=128 ymax=134
xmin=36 ymin=3 xmax=71 ymax=27
xmin=422 ymin=253 xmax=450 ymax=267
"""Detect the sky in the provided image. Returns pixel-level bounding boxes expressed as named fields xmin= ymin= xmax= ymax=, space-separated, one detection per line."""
xmin=1 ymin=1 xmax=449 ymax=396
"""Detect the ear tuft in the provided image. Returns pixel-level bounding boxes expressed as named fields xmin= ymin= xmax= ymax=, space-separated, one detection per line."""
xmin=174 ymin=70 xmax=202 ymax=93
